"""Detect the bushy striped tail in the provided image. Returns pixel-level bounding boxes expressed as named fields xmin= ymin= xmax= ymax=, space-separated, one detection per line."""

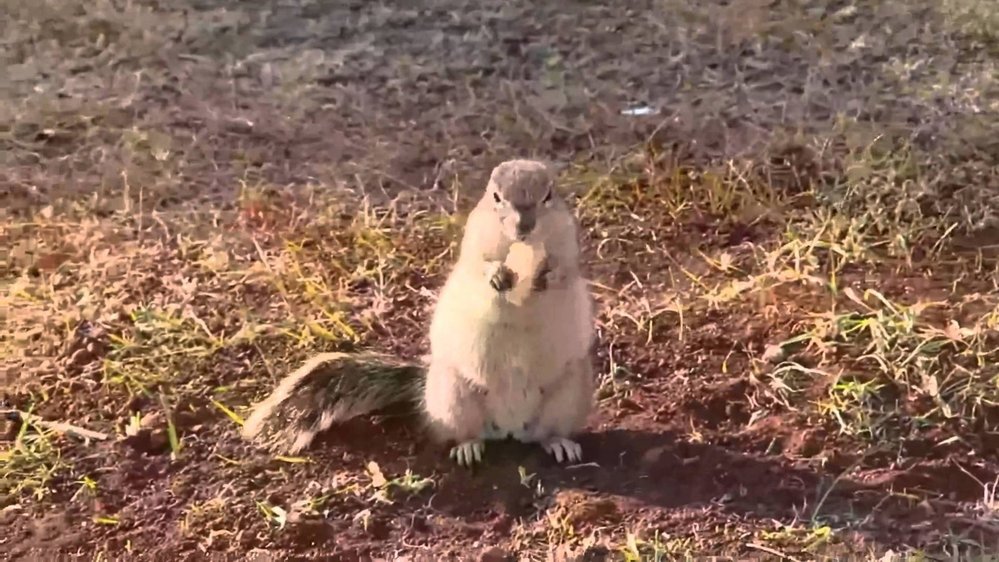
xmin=241 ymin=352 xmax=425 ymax=454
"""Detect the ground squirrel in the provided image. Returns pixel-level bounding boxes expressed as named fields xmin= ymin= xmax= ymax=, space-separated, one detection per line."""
xmin=241 ymin=159 xmax=596 ymax=466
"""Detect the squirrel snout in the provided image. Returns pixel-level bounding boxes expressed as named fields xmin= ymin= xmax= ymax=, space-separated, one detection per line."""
xmin=515 ymin=216 xmax=535 ymax=238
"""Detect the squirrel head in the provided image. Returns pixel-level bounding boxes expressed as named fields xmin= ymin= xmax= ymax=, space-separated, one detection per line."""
xmin=483 ymin=159 xmax=564 ymax=242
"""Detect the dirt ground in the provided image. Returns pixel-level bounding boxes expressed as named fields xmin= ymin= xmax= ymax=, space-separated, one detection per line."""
xmin=3 ymin=0 xmax=999 ymax=560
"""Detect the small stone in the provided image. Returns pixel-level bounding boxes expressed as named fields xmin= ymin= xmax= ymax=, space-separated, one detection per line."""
xmin=917 ymin=499 xmax=935 ymax=515
xmin=140 ymin=411 xmax=162 ymax=428
xmin=67 ymin=348 xmax=93 ymax=367
xmin=479 ymin=546 xmax=507 ymax=562
xmin=617 ymin=397 xmax=642 ymax=412
xmin=641 ymin=445 xmax=669 ymax=467
xmin=555 ymin=491 xmax=620 ymax=526
xmin=121 ymin=427 xmax=170 ymax=455
xmin=148 ymin=428 xmax=169 ymax=450
xmin=761 ymin=343 xmax=786 ymax=364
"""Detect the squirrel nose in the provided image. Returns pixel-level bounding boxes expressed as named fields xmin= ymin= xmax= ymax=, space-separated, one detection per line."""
xmin=516 ymin=217 xmax=535 ymax=237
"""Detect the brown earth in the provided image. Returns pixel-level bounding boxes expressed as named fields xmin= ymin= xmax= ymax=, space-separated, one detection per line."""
xmin=3 ymin=0 xmax=999 ymax=560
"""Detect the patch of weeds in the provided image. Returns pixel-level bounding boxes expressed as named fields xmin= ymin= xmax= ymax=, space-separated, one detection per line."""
xmin=845 ymin=290 xmax=995 ymax=421
xmin=180 ymin=497 xmax=228 ymax=537
xmin=816 ymin=376 xmax=891 ymax=439
xmin=543 ymin=508 xmax=577 ymax=546
xmin=702 ymin=214 xmax=883 ymax=314
xmin=776 ymin=212 xmax=880 ymax=288
xmin=288 ymin=490 xmax=335 ymax=520
xmin=70 ymin=474 xmax=98 ymax=502
xmin=606 ymin=289 xmax=687 ymax=346
xmin=365 ymin=461 xmax=434 ymax=504
xmin=102 ymin=305 xmax=227 ymax=394
xmin=811 ymin=133 xmax=970 ymax=258
xmin=595 ymin=343 xmax=643 ymax=401
xmin=620 ymin=529 xmax=694 ymax=561
xmin=576 ymin=154 xmax=782 ymax=231
xmin=241 ymin=196 xmax=453 ymax=353
xmin=254 ymin=480 xmax=361 ymax=530
xmin=0 ymin=411 xmax=64 ymax=503
xmin=763 ymin=361 xmax=833 ymax=409
xmin=773 ymin=286 xmax=999 ymax=450
xmin=756 ymin=522 xmax=836 ymax=556
xmin=939 ymin=0 xmax=999 ymax=44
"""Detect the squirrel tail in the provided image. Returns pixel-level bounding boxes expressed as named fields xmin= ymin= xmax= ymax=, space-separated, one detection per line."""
xmin=241 ymin=351 xmax=425 ymax=454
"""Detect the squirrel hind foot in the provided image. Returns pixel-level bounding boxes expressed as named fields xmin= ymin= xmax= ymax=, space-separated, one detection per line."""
xmin=449 ymin=439 xmax=485 ymax=467
xmin=542 ymin=437 xmax=582 ymax=463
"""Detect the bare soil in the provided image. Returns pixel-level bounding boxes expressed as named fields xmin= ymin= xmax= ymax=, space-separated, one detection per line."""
xmin=3 ymin=0 xmax=999 ymax=560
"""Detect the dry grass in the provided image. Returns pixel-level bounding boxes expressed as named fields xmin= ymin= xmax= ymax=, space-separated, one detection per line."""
xmin=2 ymin=0 xmax=999 ymax=559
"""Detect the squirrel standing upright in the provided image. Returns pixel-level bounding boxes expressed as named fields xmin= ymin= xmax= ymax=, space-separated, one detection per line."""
xmin=241 ymin=159 xmax=596 ymax=467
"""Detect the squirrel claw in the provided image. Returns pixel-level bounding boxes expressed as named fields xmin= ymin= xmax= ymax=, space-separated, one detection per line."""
xmin=450 ymin=440 xmax=485 ymax=467
xmin=542 ymin=437 xmax=582 ymax=463
xmin=488 ymin=264 xmax=516 ymax=292
xmin=532 ymin=263 xmax=552 ymax=292
xmin=533 ymin=257 xmax=564 ymax=292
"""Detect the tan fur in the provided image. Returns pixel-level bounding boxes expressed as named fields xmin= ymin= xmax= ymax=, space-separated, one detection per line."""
xmin=422 ymin=159 xmax=596 ymax=464
xmin=241 ymin=352 xmax=352 ymax=443
xmin=240 ymin=351 xmax=421 ymax=454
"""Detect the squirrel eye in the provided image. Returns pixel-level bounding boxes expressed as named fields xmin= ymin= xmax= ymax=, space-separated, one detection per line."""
xmin=492 ymin=192 xmax=502 ymax=204
xmin=542 ymin=189 xmax=552 ymax=204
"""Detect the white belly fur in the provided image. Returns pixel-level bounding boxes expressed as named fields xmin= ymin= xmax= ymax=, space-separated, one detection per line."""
xmin=429 ymin=270 xmax=593 ymax=436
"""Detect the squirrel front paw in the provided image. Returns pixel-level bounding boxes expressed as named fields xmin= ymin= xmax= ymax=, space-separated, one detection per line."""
xmin=488 ymin=263 xmax=516 ymax=292
xmin=533 ymin=258 xmax=564 ymax=292
xmin=532 ymin=260 xmax=553 ymax=292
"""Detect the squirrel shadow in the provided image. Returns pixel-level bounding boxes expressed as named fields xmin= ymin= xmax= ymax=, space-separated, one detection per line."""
xmin=423 ymin=428 xmax=849 ymax=522
xmin=301 ymin=416 xmax=998 ymax=552
xmin=306 ymin=414 xmax=867 ymax=527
